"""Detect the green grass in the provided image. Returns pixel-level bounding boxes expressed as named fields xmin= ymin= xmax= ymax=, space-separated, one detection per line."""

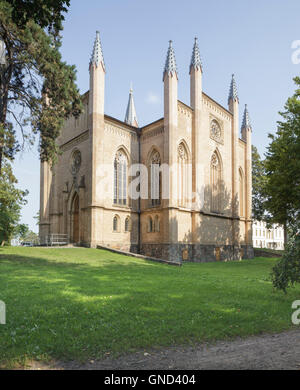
xmin=0 ymin=247 xmax=299 ymax=367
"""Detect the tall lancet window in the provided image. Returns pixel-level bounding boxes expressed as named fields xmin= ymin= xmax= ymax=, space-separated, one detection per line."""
xmin=149 ymin=150 xmax=161 ymax=206
xmin=178 ymin=143 xmax=188 ymax=207
xmin=239 ymin=168 xmax=245 ymax=217
xmin=210 ymin=151 xmax=222 ymax=213
xmin=114 ymin=150 xmax=127 ymax=205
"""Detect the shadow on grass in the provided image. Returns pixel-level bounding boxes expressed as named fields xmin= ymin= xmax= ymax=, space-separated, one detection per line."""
xmin=0 ymin=249 xmax=298 ymax=366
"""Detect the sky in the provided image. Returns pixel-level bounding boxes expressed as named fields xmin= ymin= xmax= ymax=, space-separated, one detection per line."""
xmin=12 ymin=0 xmax=300 ymax=232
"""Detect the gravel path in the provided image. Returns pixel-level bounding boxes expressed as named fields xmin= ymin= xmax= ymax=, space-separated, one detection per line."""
xmin=27 ymin=329 xmax=300 ymax=370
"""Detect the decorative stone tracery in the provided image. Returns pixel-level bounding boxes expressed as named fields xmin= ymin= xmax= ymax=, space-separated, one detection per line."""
xmin=210 ymin=119 xmax=222 ymax=143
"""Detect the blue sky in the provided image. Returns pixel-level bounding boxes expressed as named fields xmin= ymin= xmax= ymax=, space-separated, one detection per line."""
xmin=13 ymin=0 xmax=300 ymax=231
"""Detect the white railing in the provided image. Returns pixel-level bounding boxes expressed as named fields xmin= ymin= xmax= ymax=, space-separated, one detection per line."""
xmin=46 ymin=234 xmax=69 ymax=246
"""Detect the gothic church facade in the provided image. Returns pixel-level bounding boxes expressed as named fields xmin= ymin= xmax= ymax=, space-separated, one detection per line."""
xmin=39 ymin=32 xmax=254 ymax=263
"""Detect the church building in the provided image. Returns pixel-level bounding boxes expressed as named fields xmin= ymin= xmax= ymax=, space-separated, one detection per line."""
xmin=39 ymin=31 xmax=254 ymax=263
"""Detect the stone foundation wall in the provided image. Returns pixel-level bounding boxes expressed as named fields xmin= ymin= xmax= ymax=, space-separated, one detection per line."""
xmin=241 ymin=245 xmax=254 ymax=259
xmin=76 ymin=240 xmax=254 ymax=264
xmin=141 ymin=243 xmax=254 ymax=263
xmin=253 ymin=248 xmax=282 ymax=258
xmin=39 ymin=223 xmax=50 ymax=245
xmin=140 ymin=243 xmax=182 ymax=264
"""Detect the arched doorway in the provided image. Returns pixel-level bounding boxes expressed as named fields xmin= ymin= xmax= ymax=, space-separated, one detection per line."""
xmin=71 ymin=193 xmax=79 ymax=244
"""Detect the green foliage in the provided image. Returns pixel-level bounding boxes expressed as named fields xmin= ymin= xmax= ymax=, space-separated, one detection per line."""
xmin=252 ymin=145 xmax=267 ymax=221
xmin=0 ymin=0 xmax=82 ymax=172
xmin=266 ymin=78 xmax=300 ymax=291
xmin=22 ymin=230 xmax=39 ymax=243
xmin=33 ymin=210 xmax=40 ymax=225
xmin=0 ymin=160 xmax=28 ymax=244
xmin=6 ymin=0 xmax=70 ymax=36
xmin=271 ymin=229 xmax=300 ymax=293
xmin=15 ymin=223 xmax=29 ymax=240
xmin=263 ymin=77 xmax=300 ymax=237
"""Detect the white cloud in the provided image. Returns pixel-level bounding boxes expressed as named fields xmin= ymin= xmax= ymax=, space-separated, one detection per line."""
xmin=146 ymin=92 xmax=161 ymax=104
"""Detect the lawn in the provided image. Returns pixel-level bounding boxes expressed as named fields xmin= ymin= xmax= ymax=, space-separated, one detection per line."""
xmin=0 ymin=246 xmax=299 ymax=368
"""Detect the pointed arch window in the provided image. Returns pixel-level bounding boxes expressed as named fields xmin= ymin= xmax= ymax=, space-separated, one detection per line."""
xmin=178 ymin=143 xmax=188 ymax=207
xmin=154 ymin=215 xmax=160 ymax=232
xmin=239 ymin=168 xmax=245 ymax=217
xmin=148 ymin=150 xmax=161 ymax=207
xmin=125 ymin=216 xmax=131 ymax=232
xmin=113 ymin=215 xmax=120 ymax=232
xmin=210 ymin=151 xmax=222 ymax=213
xmin=148 ymin=216 xmax=153 ymax=233
xmin=114 ymin=150 xmax=127 ymax=205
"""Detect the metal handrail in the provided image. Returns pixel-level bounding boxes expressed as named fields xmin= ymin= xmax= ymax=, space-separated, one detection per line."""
xmin=46 ymin=234 xmax=69 ymax=246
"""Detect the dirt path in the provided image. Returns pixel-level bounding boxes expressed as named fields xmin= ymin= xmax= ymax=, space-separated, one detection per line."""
xmin=26 ymin=329 xmax=300 ymax=370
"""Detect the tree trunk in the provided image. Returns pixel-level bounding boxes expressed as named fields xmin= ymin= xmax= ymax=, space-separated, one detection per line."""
xmin=0 ymin=147 xmax=2 ymax=175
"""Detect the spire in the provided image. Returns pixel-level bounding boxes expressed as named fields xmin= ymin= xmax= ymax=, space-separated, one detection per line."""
xmin=190 ymin=37 xmax=202 ymax=73
xmin=124 ymin=85 xmax=138 ymax=127
xmin=90 ymin=31 xmax=105 ymax=71
xmin=163 ymin=40 xmax=177 ymax=79
xmin=228 ymin=73 xmax=238 ymax=104
xmin=241 ymin=104 xmax=252 ymax=130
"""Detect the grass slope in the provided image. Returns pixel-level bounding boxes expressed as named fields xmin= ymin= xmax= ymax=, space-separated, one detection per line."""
xmin=0 ymin=247 xmax=299 ymax=367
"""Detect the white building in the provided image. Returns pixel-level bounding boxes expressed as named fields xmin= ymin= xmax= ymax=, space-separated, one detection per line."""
xmin=252 ymin=220 xmax=284 ymax=250
xmin=10 ymin=238 xmax=21 ymax=247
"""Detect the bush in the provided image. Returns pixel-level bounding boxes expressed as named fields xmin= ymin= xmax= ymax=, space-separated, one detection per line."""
xmin=271 ymin=230 xmax=300 ymax=293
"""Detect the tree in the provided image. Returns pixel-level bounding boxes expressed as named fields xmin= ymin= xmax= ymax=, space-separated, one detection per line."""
xmin=269 ymin=77 xmax=300 ymax=292
xmin=252 ymin=145 xmax=266 ymax=221
xmin=271 ymin=226 xmax=300 ymax=293
xmin=0 ymin=159 xmax=28 ymax=245
xmin=13 ymin=224 xmax=39 ymax=244
xmin=23 ymin=230 xmax=39 ymax=244
xmin=263 ymin=77 xmax=300 ymax=246
xmin=15 ymin=223 xmax=29 ymax=240
xmin=6 ymin=0 xmax=70 ymax=35
xmin=0 ymin=1 xmax=82 ymax=174
xmin=33 ymin=210 xmax=40 ymax=225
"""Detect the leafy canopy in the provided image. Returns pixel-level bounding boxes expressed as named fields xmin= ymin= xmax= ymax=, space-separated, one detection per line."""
xmin=271 ymin=227 xmax=300 ymax=293
xmin=269 ymin=77 xmax=300 ymax=291
xmin=0 ymin=159 xmax=28 ymax=245
xmin=0 ymin=0 xmax=82 ymax=173
xmin=5 ymin=0 xmax=70 ymax=34
xmin=252 ymin=145 xmax=267 ymax=221
xmin=264 ymin=76 xmax=300 ymax=233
